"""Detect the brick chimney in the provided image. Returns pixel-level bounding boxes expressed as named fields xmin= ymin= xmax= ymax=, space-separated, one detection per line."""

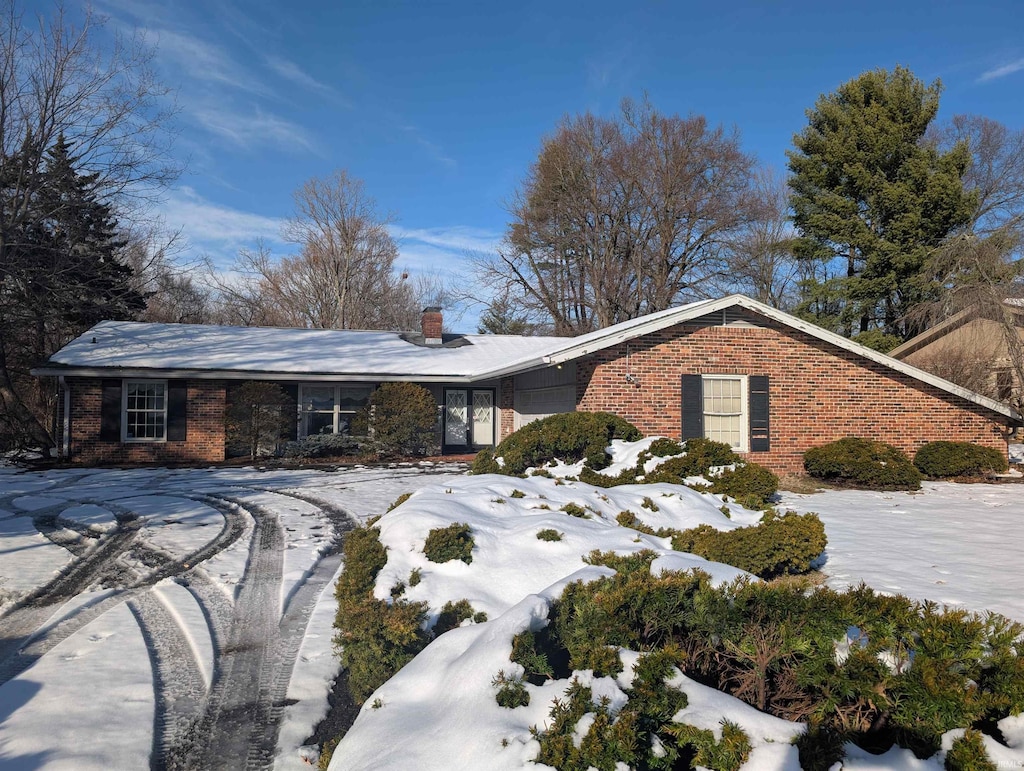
xmin=421 ymin=307 xmax=443 ymax=345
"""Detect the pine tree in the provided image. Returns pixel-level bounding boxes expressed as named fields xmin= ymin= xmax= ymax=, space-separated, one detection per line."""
xmin=787 ymin=66 xmax=977 ymax=340
xmin=0 ymin=135 xmax=144 ymax=447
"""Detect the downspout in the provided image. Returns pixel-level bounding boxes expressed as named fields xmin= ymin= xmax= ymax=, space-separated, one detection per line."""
xmin=58 ymin=375 xmax=70 ymax=460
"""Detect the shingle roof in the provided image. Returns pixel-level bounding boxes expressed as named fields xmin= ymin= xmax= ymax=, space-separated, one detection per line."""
xmin=35 ymin=321 xmax=572 ymax=382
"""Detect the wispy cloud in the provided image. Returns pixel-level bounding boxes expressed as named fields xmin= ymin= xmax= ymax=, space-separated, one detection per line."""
xmin=160 ymin=187 xmax=288 ymax=268
xmin=265 ymin=55 xmax=338 ymax=97
xmin=390 ymin=225 xmax=501 ymax=255
xmin=148 ymin=27 xmax=267 ymax=95
xmin=399 ymin=125 xmax=457 ymax=168
xmin=189 ymin=104 xmax=319 ymax=154
xmin=978 ymin=57 xmax=1024 ymax=83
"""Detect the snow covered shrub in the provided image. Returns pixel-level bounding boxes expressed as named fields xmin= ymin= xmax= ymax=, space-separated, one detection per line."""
xmin=363 ymin=382 xmax=439 ymax=457
xmin=709 ymin=462 xmax=779 ymax=509
xmin=434 ymin=598 xmax=476 ymax=635
xmin=225 ymin=381 xmax=295 ymax=458
xmin=492 ymin=671 xmax=530 ymax=708
xmin=281 ymin=432 xmax=366 ymax=459
xmin=644 ymin=437 xmax=738 ymax=482
xmin=387 ymin=492 xmax=412 ymax=511
xmin=473 ymin=412 xmax=642 ymax=476
xmin=422 ymin=522 xmax=474 ymax=564
xmin=803 ymin=437 xmax=922 ymax=490
xmin=647 ymin=437 xmax=684 ymax=457
xmin=532 ymin=652 xmax=695 ymax=770
xmin=914 ymin=441 xmax=1008 ymax=479
xmin=333 ymin=526 xmax=431 ymax=704
xmin=540 ymin=564 xmax=1024 ymax=770
xmin=536 ymin=528 xmax=563 ymax=542
xmin=666 ymin=721 xmax=752 ymax=771
xmin=670 ymin=511 xmax=826 ymax=578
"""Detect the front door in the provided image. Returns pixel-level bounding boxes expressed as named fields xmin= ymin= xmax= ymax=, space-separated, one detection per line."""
xmin=444 ymin=388 xmax=494 ymax=451
xmin=444 ymin=390 xmax=468 ymax=446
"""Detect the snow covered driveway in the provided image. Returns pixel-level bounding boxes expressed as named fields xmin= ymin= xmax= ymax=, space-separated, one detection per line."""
xmin=0 ymin=464 xmax=465 ymax=771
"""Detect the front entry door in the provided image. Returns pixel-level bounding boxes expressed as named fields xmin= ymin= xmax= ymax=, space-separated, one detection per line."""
xmin=444 ymin=390 xmax=468 ymax=446
xmin=444 ymin=388 xmax=494 ymax=451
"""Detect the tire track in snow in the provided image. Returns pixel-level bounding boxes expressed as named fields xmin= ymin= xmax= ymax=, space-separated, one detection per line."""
xmin=127 ymin=591 xmax=207 ymax=771
xmin=185 ymin=499 xmax=284 ymax=771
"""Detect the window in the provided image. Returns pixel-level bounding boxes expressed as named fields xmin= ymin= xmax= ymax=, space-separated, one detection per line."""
xmin=123 ymin=380 xmax=167 ymax=441
xmin=299 ymin=384 xmax=373 ymax=437
xmin=702 ymin=376 xmax=747 ymax=451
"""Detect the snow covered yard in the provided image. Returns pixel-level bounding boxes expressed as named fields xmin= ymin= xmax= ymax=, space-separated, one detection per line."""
xmin=1 ymin=456 xmax=1023 ymax=770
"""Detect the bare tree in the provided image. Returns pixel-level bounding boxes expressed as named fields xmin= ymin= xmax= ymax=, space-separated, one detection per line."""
xmin=933 ymin=115 xmax=1024 ymax=238
xmin=911 ymin=229 xmax=1024 ymax=413
xmin=478 ymin=97 xmax=757 ymax=335
xmin=0 ymin=1 xmax=177 ymax=448
xmin=209 ymin=172 xmax=450 ymax=331
xmin=712 ymin=169 xmax=803 ymax=309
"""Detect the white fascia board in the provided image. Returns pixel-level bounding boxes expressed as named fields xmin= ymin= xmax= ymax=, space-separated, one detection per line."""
xmin=30 ymin=366 xmax=475 ymax=383
xmin=473 ymin=293 xmax=1020 ymax=424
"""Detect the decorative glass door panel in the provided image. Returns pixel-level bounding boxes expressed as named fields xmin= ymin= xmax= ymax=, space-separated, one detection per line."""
xmin=472 ymin=391 xmax=494 ymax=446
xmin=445 ymin=390 xmax=468 ymax=446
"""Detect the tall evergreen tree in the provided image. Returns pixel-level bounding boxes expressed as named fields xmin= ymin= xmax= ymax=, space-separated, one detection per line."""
xmin=787 ymin=66 xmax=977 ymax=341
xmin=0 ymin=135 xmax=144 ymax=446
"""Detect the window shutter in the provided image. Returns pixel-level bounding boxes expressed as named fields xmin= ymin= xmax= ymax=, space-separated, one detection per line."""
xmin=680 ymin=374 xmax=703 ymax=440
xmin=749 ymin=375 xmax=770 ymax=452
xmin=100 ymin=380 xmax=121 ymax=441
xmin=167 ymin=380 xmax=188 ymax=441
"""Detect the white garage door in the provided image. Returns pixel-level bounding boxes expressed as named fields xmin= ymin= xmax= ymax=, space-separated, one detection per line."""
xmin=515 ymin=385 xmax=576 ymax=430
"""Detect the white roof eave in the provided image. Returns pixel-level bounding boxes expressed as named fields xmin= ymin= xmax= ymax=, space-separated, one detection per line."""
xmin=472 ymin=294 xmax=1021 ymax=424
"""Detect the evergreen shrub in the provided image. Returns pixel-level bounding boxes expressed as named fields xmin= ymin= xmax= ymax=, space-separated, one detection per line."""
xmin=423 ymin=522 xmax=474 ymax=564
xmin=333 ymin=526 xmax=430 ymax=704
xmin=670 ymin=511 xmax=826 ymax=578
xmin=803 ymin=437 xmax=922 ymax=490
xmin=434 ymin=598 xmax=476 ymax=635
xmin=225 ymin=381 xmax=295 ymax=458
xmin=709 ymin=462 xmax=779 ymax=509
xmin=471 ymin=412 xmax=642 ymax=476
xmin=644 ymin=437 xmax=739 ymax=482
xmin=914 ymin=441 xmax=1008 ymax=479
xmin=534 ymin=560 xmax=1024 ymax=770
xmin=363 ymin=382 xmax=438 ymax=457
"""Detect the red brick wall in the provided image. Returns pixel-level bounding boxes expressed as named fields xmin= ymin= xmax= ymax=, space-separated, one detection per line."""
xmin=68 ymin=377 xmax=226 ymax=464
xmin=498 ymin=376 xmax=515 ymax=441
xmin=575 ymin=317 xmax=1010 ymax=475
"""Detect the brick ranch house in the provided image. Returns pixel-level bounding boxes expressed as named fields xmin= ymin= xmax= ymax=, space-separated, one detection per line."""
xmin=33 ymin=295 xmax=1022 ymax=474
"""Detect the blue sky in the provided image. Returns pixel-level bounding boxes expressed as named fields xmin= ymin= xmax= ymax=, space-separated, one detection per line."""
xmin=61 ymin=0 xmax=1024 ymax=327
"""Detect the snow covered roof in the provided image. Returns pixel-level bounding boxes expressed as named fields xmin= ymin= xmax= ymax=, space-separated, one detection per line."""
xmin=33 ymin=295 xmax=1021 ymax=422
xmin=34 ymin=321 xmax=573 ymax=383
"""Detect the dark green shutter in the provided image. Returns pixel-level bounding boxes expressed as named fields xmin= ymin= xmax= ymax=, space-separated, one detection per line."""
xmin=100 ymin=379 xmax=121 ymax=441
xmin=680 ymin=375 xmax=703 ymax=440
xmin=167 ymin=380 xmax=188 ymax=441
xmin=749 ymin=375 xmax=769 ymax=452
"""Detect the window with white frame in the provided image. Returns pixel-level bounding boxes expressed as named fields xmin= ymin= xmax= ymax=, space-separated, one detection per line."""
xmin=702 ymin=375 xmax=747 ymax=451
xmin=123 ymin=380 xmax=167 ymax=441
xmin=299 ymin=384 xmax=373 ymax=437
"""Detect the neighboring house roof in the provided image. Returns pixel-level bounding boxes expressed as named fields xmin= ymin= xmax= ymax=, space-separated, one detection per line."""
xmin=33 ymin=321 xmax=573 ymax=383
xmin=34 ymin=294 xmax=1021 ymax=423
xmin=889 ymin=301 xmax=1024 ymax=361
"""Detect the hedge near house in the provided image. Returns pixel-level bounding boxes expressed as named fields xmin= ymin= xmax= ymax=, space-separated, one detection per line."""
xmin=913 ymin=441 xmax=1008 ymax=479
xmin=363 ymin=382 xmax=438 ymax=457
xmin=803 ymin=437 xmax=922 ymax=490
xmin=225 ymin=381 xmax=295 ymax=459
